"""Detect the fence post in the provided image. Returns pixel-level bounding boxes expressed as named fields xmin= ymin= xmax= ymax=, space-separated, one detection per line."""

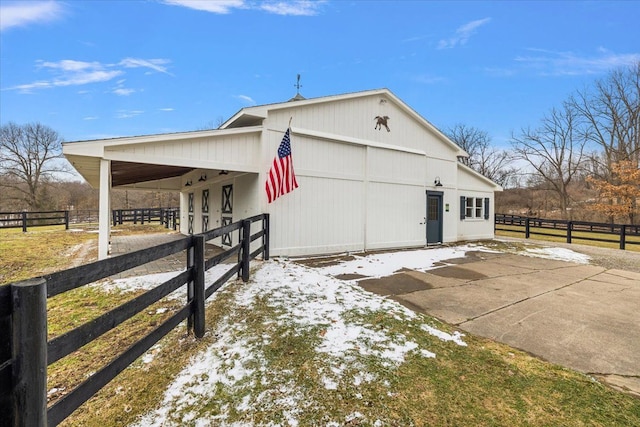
xmin=11 ymin=278 xmax=47 ymax=427
xmin=263 ymin=214 xmax=270 ymax=261
xmin=186 ymin=243 xmax=194 ymax=332
xmin=64 ymin=211 xmax=69 ymax=230
xmin=241 ymin=220 xmax=251 ymax=282
xmin=567 ymin=221 xmax=572 ymax=244
xmin=21 ymin=212 xmax=27 ymax=233
xmin=192 ymin=235 xmax=206 ymax=338
xmin=525 ymin=217 xmax=530 ymax=239
xmin=620 ymin=225 xmax=626 ymax=250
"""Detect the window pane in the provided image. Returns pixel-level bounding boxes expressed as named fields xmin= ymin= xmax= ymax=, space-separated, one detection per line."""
xmin=428 ymin=196 xmax=439 ymax=220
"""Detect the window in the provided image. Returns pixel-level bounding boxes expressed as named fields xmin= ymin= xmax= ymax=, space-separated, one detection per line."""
xmin=465 ymin=197 xmax=474 ymax=218
xmin=460 ymin=196 xmax=490 ymax=220
xmin=475 ymin=198 xmax=483 ymax=218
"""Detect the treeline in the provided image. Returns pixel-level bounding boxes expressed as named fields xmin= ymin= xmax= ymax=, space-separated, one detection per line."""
xmin=449 ymin=62 xmax=639 ymax=224
xmin=0 ymin=177 xmax=178 ymax=212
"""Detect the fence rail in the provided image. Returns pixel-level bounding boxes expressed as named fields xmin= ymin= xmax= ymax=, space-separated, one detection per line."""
xmin=0 ymin=213 xmax=269 ymax=426
xmin=495 ymin=214 xmax=640 ymax=250
xmin=0 ymin=208 xmax=179 ymax=232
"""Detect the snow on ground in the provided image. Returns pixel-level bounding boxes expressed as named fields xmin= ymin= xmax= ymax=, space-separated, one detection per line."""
xmin=94 ymin=264 xmax=234 ymax=299
xmin=311 ymin=244 xmax=492 ymax=278
xmin=120 ymin=243 xmax=590 ymax=426
xmin=523 ymin=247 xmax=591 ymax=264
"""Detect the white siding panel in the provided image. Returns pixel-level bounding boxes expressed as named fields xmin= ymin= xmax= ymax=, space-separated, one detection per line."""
xmin=293 ymin=135 xmax=366 ymax=180
xmin=105 ymin=134 xmax=261 ymax=171
xmin=368 ymin=148 xmax=425 ymax=185
xmin=366 ymin=182 xmax=425 ymax=250
xmin=270 ymin=96 xmax=458 ymax=159
xmin=457 ymin=190 xmax=494 ymax=241
xmin=269 ymin=175 xmax=365 ymax=256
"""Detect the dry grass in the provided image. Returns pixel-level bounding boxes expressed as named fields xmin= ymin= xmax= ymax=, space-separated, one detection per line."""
xmin=0 ymin=224 xmax=174 ymax=285
xmin=3 ymin=226 xmax=640 ymax=426
xmin=57 ymin=277 xmax=640 ymax=426
xmin=495 ymin=225 xmax=640 ymax=252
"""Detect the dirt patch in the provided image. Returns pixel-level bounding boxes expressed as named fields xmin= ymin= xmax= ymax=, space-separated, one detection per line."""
xmin=334 ymin=273 xmax=368 ymax=280
xmin=294 ymin=254 xmax=357 ymax=268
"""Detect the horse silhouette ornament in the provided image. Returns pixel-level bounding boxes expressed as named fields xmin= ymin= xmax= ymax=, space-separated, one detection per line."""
xmin=374 ymin=116 xmax=390 ymax=132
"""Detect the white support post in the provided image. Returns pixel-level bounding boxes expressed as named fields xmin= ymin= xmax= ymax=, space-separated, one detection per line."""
xmin=98 ymin=159 xmax=111 ymax=260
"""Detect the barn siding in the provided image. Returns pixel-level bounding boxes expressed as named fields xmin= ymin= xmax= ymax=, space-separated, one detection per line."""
xmin=105 ymin=133 xmax=261 ymax=172
xmin=268 ymin=96 xmax=457 ymax=158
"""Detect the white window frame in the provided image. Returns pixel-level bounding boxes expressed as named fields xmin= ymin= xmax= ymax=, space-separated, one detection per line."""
xmin=465 ymin=197 xmax=484 ymax=219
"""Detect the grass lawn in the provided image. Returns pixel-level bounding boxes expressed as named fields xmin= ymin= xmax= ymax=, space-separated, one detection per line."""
xmin=2 ymin=227 xmax=639 ymax=426
xmin=495 ymin=225 xmax=640 ymax=252
xmin=0 ymin=223 xmax=172 ymax=284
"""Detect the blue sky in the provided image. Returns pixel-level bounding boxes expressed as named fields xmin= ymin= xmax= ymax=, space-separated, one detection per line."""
xmin=1 ymin=0 xmax=638 ymax=148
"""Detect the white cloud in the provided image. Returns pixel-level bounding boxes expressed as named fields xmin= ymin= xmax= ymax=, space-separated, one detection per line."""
xmin=113 ymin=87 xmax=136 ymax=96
xmin=6 ymin=57 xmax=172 ymax=93
xmin=235 ymin=94 xmax=256 ymax=105
xmin=119 ymin=58 xmax=172 ymax=75
xmin=438 ymin=17 xmax=491 ymax=49
xmin=515 ymin=48 xmax=640 ymax=76
xmin=163 ymin=0 xmax=325 ymax=16
xmin=116 ymin=110 xmax=144 ymax=119
xmin=162 ymin=0 xmax=245 ymax=14
xmin=159 ymin=108 xmax=175 ymax=112
xmin=83 ymin=116 xmax=98 ymax=121
xmin=0 ymin=0 xmax=64 ymax=32
xmin=259 ymin=1 xmax=325 ymax=16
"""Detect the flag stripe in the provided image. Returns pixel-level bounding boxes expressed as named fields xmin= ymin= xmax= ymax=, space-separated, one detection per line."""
xmin=265 ymin=128 xmax=298 ymax=203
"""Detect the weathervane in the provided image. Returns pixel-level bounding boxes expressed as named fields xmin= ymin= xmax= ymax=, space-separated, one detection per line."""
xmin=294 ymin=74 xmax=302 ymax=95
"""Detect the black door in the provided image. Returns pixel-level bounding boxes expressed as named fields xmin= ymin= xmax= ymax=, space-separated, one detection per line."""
xmin=426 ymin=192 xmax=443 ymax=244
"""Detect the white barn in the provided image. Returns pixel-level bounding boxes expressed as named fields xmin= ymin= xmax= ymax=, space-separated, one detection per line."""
xmin=63 ymin=88 xmax=502 ymax=259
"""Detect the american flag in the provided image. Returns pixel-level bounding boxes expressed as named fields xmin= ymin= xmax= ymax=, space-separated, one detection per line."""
xmin=265 ymin=128 xmax=298 ymax=203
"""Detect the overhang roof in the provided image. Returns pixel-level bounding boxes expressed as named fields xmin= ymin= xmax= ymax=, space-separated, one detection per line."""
xmin=63 ymin=126 xmax=262 ymax=188
xmin=111 ymin=161 xmax=194 ymax=187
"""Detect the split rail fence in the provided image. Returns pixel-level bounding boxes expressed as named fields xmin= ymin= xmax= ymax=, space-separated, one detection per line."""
xmin=0 ymin=208 xmax=179 ymax=232
xmin=495 ymin=214 xmax=640 ymax=250
xmin=0 ymin=213 xmax=269 ymax=426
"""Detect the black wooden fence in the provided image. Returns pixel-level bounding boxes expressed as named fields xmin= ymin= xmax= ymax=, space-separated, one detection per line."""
xmin=495 ymin=214 xmax=640 ymax=250
xmin=0 ymin=213 xmax=269 ymax=426
xmin=0 ymin=208 xmax=179 ymax=232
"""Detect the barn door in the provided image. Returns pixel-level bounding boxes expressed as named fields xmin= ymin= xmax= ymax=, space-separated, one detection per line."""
xmin=221 ymin=184 xmax=233 ymax=246
xmin=188 ymin=192 xmax=194 ymax=235
xmin=202 ymin=189 xmax=209 ymax=232
xmin=426 ymin=191 xmax=443 ymax=244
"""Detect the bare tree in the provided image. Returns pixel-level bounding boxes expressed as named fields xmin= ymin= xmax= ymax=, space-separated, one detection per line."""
xmin=511 ymin=103 xmax=587 ymax=219
xmin=446 ymin=123 xmax=488 ymax=167
xmin=570 ymin=62 xmax=640 ymax=171
xmin=0 ymin=122 xmax=67 ymax=210
xmin=446 ymin=123 xmax=516 ymax=187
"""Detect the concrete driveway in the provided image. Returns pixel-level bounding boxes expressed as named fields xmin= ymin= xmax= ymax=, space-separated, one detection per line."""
xmin=355 ymin=248 xmax=640 ymax=397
